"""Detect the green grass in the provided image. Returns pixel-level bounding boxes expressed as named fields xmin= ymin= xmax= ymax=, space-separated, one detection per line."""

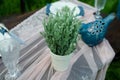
xmin=105 ymin=59 xmax=120 ymax=80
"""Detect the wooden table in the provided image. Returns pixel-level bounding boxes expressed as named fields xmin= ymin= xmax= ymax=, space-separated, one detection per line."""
xmin=0 ymin=0 xmax=115 ymax=80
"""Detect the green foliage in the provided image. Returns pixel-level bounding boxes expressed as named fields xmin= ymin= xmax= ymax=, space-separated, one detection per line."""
xmin=42 ymin=7 xmax=81 ymax=56
xmin=79 ymin=0 xmax=94 ymax=6
xmin=0 ymin=0 xmax=58 ymax=18
xmin=79 ymin=0 xmax=118 ymax=14
xmin=0 ymin=0 xmax=118 ymax=18
xmin=0 ymin=0 xmax=3 ymax=5
xmin=0 ymin=0 xmax=20 ymax=18
xmin=102 ymin=0 xmax=118 ymax=14
xmin=24 ymin=0 xmax=58 ymax=12
xmin=105 ymin=60 xmax=120 ymax=80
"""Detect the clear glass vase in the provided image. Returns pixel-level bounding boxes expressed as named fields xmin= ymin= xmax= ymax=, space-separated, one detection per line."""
xmin=0 ymin=38 xmax=21 ymax=80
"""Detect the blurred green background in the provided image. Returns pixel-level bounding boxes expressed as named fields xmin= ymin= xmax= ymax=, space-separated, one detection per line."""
xmin=0 ymin=0 xmax=118 ymax=18
xmin=0 ymin=0 xmax=119 ymax=80
xmin=0 ymin=0 xmax=57 ymax=18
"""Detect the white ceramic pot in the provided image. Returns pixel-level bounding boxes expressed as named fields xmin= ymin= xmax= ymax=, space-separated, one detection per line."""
xmin=50 ymin=52 xmax=72 ymax=71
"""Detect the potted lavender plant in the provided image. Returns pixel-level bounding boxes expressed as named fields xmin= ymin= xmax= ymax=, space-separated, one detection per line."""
xmin=41 ymin=6 xmax=81 ymax=71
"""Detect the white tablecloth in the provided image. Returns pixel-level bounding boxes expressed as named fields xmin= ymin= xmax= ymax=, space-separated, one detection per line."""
xmin=0 ymin=0 xmax=115 ymax=80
